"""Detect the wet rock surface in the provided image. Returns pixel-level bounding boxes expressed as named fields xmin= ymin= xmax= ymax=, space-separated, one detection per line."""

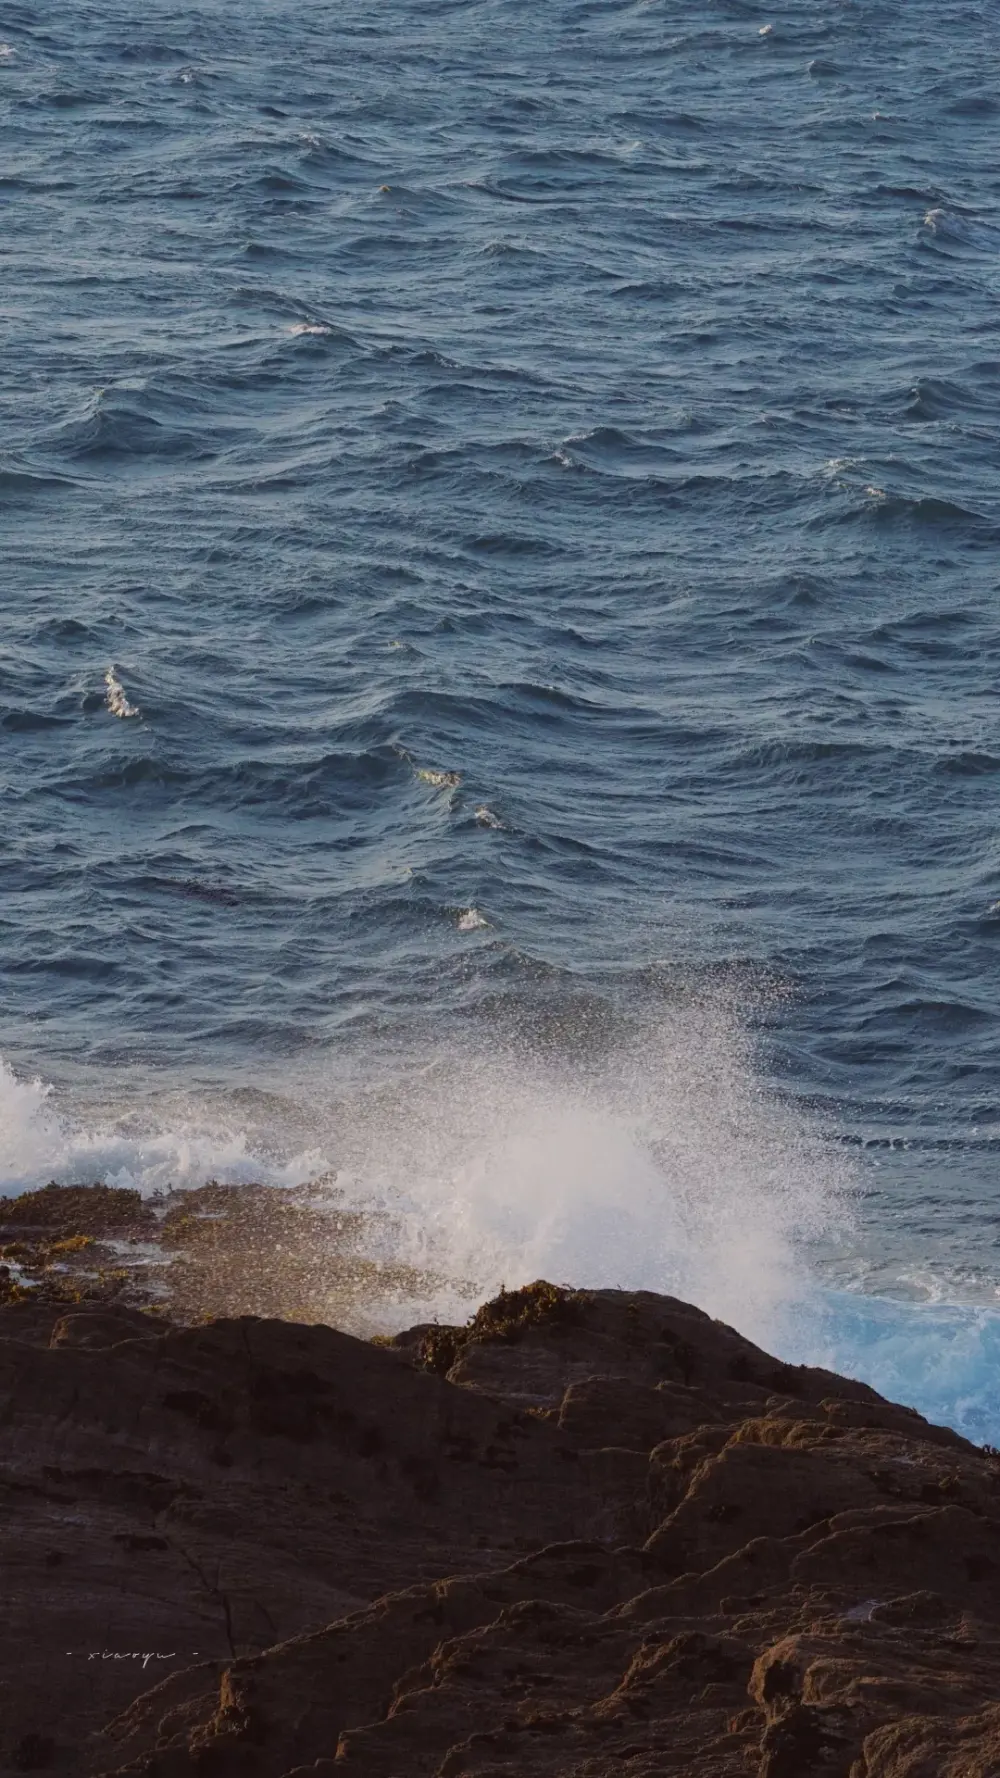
xmin=1 ymin=1187 xmax=999 ymax=1775
xmin=0 ymin=1178 xmax=432 ymax=1327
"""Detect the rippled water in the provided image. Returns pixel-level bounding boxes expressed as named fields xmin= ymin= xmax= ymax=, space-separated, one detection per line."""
xmin=4 ymin=0 xmax=1000 ymax=1432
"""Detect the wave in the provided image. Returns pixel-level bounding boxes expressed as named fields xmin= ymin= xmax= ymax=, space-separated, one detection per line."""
xmin=54 ymin=743 xmax=407 ymax=815
xmin=729 ymin=737 xmax=873 ymax=775
xmin=862 ymin=491 xmax=999 ymax=535
xmin=1 ymin=708 xmax=72 ymax=732
xmin=902 ymin=376 xmax=984 ymax=421
xmin=104 ymin=665 xmax=140 ymax=720
xmin=3 ymin=1006 xmax=852 ymax=1352
xmin=0 ymin=1056 xmax=330 ymax=1199
xmin=3 ymin=1005 xmax=999 ymax=1442
xmin=553 ymin=426 xmax=685 ymax=478
xmin=934 ymin=750 xmax=1000 ymax=778
xmin=791 ymin=1291 xmax=1000 ymax=1447
xmin=921 ymin=207 xmax=1000 ymax=252
xmin=0 ymin=465 xmax=76 ymax=496
xmin=45 ymin=381 xmax=247 ymax=467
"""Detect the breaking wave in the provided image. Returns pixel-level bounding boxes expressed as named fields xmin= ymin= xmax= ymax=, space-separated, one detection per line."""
xmin=3 ymin=1003 xmax=999 ymax=1443
xmin=0 ymin=1056 xmax=329 ymax=1198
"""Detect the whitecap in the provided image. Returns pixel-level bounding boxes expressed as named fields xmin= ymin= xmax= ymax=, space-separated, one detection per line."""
xmin=104 ymin=666 xmax=139 ymax=719
xmin=759 ymin=23 xmax=773 ymax=35
xmin=475 ymin=805 xmax=504 ymax=830
xmin=416 ymin=767 xmax=462 ymax=790
xmin=457 ymin=907 xmax=489 ymax=931
xmin=287 ymin=322 xmax=333 ymax=337
xmin=0 ymin=1053 xmax=332 ymax=1200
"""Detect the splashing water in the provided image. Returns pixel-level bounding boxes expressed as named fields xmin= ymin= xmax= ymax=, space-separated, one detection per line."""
xmin=0 ymin=1059 xmax=60 ymax=1185
xmin=456 ymin=908 xmax=490 ymax=932
xmin=317 ymin=1003 xmax=854 ymax=1356
xmin=0 ymin=1056 xmax=328 ymax=1198
xmin=1 ymin=999 xmax=850 ymax=1341
xmin=2 ymin=1004 xmax=999 ymax=1442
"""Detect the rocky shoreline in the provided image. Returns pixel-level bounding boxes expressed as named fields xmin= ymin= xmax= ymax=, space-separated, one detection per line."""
xmin=2 ymin=1183 xmax=999 ymax=1775
xmin=0 ymin=1177 xmax=432 ymax=1331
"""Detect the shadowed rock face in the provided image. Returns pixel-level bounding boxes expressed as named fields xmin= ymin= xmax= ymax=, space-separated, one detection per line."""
xmin=0 ymin=1206 xmax=998 ymax=1776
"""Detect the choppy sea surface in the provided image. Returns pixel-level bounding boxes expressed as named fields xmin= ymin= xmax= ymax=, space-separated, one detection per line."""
xmin=4 ymin=0 xmax=1000 ymax=1437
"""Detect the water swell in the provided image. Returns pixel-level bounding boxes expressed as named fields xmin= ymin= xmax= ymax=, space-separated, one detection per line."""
xmin=47 ymin=386 xmax=238 ymax=466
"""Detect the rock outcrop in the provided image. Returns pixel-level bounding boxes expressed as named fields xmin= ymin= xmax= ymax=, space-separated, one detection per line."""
xmin=1 ymin=1186 xmax=999 ymax=1776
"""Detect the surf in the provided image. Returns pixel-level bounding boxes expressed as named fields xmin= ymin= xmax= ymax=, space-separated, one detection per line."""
xmin=4 ymin=998 xmax=998 ymax=1444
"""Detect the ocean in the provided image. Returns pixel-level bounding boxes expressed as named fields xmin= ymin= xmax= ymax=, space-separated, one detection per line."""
xmin=4 ymin=0 xmax=1000 ymax=1440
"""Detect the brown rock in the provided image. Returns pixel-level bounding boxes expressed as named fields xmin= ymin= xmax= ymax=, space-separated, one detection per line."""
xmin=0 ymin=1182 xmax=153 ymax=1237
xmin=0 ymin=1232 xmax=995 ymax=1777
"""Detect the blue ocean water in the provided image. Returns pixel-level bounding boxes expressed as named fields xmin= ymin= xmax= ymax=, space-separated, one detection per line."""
xmin=4 ymin=0 xmax=1000 ymax=1436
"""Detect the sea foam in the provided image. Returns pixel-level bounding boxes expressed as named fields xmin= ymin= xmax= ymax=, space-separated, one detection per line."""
xmin=2 ymin=1021 xmax=998 ymax=1444
xmin=0 ymin=1056 xmax=328 ymax=1199
xmin=104 ymin=666 xmax=139 ymax=719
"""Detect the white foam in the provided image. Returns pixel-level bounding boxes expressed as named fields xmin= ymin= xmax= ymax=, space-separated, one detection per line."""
xmin=457 ymin=908 xmax=489 ymax=931
xmin=319 ymin=1003 xmax=854 ymax=1355
xmin=0 ymin=1059 xmax=60 ymax=1186
xmin=416 ymin=766 xmax=462 ymax=789
xmin=104 ymin=666 xmax=139 ymax=719
xmin=3 ymin=1023 xmax=998 ymax=1442
xmin=288 ymin=322 xmax=333 ymax=336
xmin=0 ymin=1056 xmax=329 ymax=1199
xmin=304 ymin=1015 xmax=1000 ymax=1439
xmin=842 ymin=1598 xmax=881 ymax=1623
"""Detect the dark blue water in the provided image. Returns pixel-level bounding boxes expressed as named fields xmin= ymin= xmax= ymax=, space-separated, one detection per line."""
xmin=4 ymin=0 xmax=1000 ymax=1433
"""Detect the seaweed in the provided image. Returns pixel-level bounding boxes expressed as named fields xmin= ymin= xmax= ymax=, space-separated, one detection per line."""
xmin=416 ymin=1283 xmax=587 ymax=1377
